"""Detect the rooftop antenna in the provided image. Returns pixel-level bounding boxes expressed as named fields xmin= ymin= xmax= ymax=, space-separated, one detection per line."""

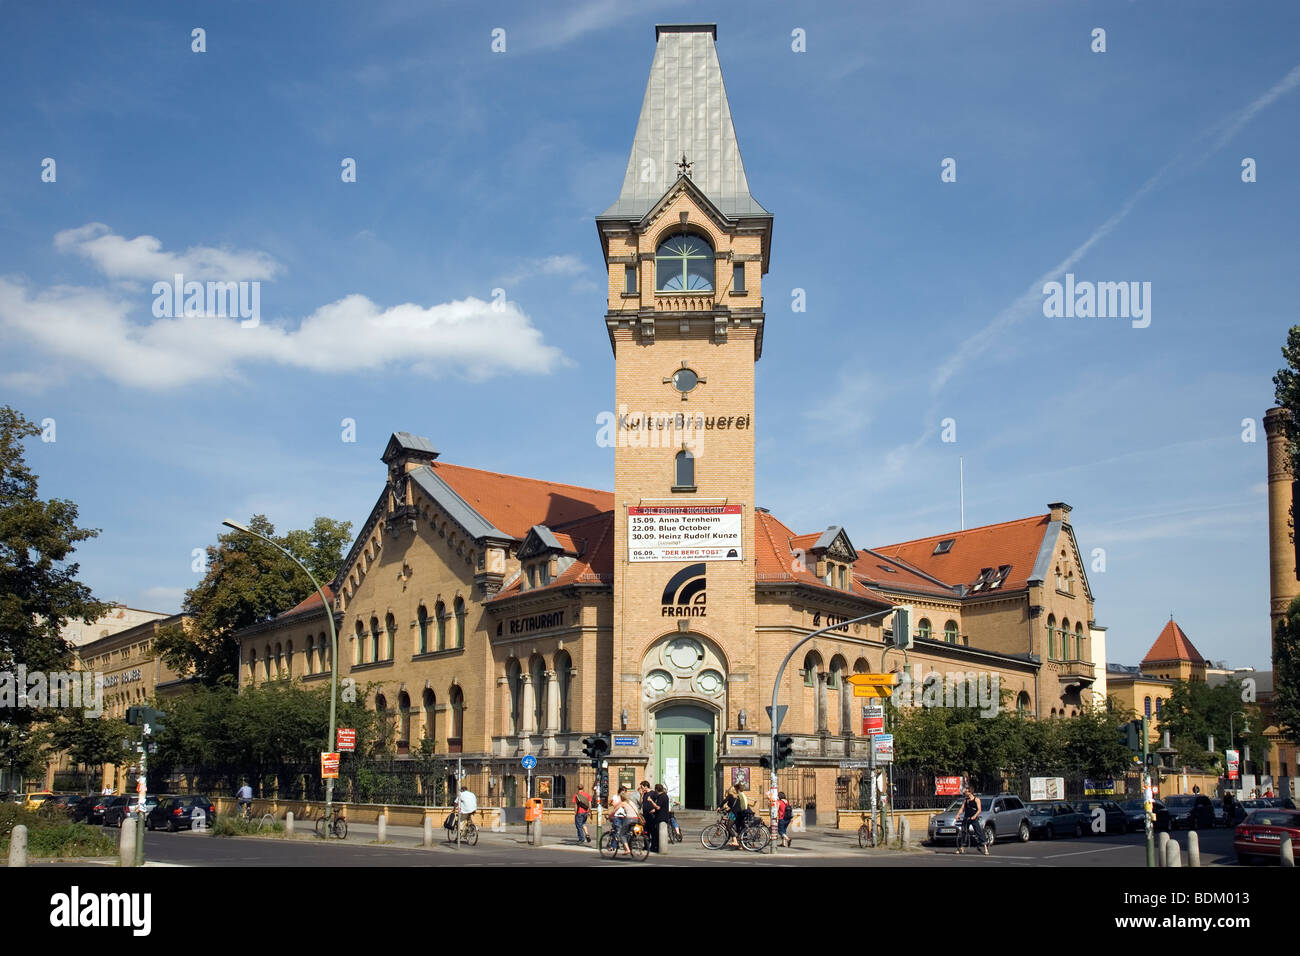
xmin=960 ymin=456 xmax=965 ymax=531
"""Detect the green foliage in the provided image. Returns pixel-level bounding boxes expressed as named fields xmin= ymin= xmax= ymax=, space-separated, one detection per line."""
xmin=894 ymin=704 xmax=1131 ymax=780
xmin=155 ymin=515 xmax=352 ymax=685
xmin=0 ymin=804 xmax=116 ymax=858
xmin=50 ymin=711 xmax=132 ymax=775
xmin=209 ymin=815 xmax=285 ymax=838
xmin=1274 ymin=597 xmax=1300 ymax=742
xmin=1273 ymin=327 xmax=1300 ymax=478
xmin=1159 ymin=678 xmax=1267 ymax=770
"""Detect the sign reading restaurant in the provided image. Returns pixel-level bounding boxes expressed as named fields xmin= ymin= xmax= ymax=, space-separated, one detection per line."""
xmin=507 ymin=609 xmax=565 ymax=635
xmin=629 ymin=505 xmax=743 ymax=562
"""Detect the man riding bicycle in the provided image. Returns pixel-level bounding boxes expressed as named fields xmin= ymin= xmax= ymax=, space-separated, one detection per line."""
xmin=957 ymin=787 xmax=986 ymax=855
xmin=236 ymin=781 xmax=253 ymax=818
xmin=454 ymin=783 xmax=478 ymax=839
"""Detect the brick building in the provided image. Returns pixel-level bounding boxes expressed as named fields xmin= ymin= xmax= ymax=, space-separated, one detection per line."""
xmin=234 ymin=25 xmax=1107 ymax=813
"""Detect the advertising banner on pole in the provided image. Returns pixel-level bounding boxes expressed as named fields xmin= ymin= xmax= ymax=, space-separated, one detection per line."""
xmin=321 ymin=752 xmax=340 ymax=779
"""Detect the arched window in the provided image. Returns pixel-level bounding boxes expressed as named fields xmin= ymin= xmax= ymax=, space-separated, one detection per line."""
xmin=248 ymin=649 xmax=257 ymax=685
xmin=1046 ymin=615 xmax=1056 ymax=660
xmin=422 ymin=689 xmax=436 ymax=746
xmin=803 ymin=652 xmax=819 ymax=687
xmin=397 ymin=692 xmax=411 ymax=755
xmin=375 ymin=694 xmax=390 ymax=749
xmin=1144 ymin=696 xmax=1152 ymax=718
xmin=370 ymin=616 xmax=380 ymax=663
xmin=435 ymin=600 xmax=447 ymax=651
xmin=418 ymin=605 xmax=429 ymax=654
xmin=1016 ymin=692 xmax=1031 ymax=713
xmin=454 ymin=597 xmax=466 ymax=648
xmin=853 ymin=658 xmax=869 ymax=674
xmin=944 ymin=620 xmax=958 ymax=644
xmin=305 ymin=638 xmax=314 ymax=675
xmin=655 ymin=233 xmax=714 ymax=292
xmin=264 ymin=645 xmax=272 ymax=680
xmin=274 ymin=642 xmax=283 ymax=676
xmin=449 ymin=686 xmax=465 ymax=750
xmin=674 ymin=449 xmax=695 ymax=489
xmin=918 ymin=619 xmax=932 ymax=641
xmin=354 ymin=620 xmax=364 ymax=664
xmin=1155 ymin=697 xmax=1163 ymax=717
xmin=555 ymin=650 xmax=573 ymax=733
xmin=531 ymin=655 xmax=547 ymax=732
xmin=319 ymin=633 xmax=328 ymax=672
xmin=1075 ymin=622 xmax=1084 ymax=661
xmin=285 ymin=640 xmax=293 ymax=678
xmin=828 ymin=655 xmax=846 ymax=690
xmin=838 ymin=566 xmax=848 ymax=591
xmin=506 ymin=659 xmax=522 ymax=735
xmin=385 ymin=613 xmax=396 ymax=660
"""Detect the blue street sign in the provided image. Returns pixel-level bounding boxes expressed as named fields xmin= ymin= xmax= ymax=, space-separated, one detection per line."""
xmin=521 ymin=754 xmax=537 ymax=770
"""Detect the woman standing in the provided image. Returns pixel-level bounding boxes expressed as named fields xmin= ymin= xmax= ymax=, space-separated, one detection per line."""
xmin=777 ymin=791 xmax=792 ymax=847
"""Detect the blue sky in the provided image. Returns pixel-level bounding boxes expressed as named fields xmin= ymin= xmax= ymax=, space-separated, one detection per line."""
xmin=2 ymin=1 xmax=1297 ymax=670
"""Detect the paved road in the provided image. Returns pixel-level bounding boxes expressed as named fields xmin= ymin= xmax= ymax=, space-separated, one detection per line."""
xmin=67 ymin=821 xmax=1241 ymax=868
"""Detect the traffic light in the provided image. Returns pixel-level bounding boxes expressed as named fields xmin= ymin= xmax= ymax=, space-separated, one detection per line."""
xmin=126 ymin=706 xmax=166 ymax=733
xmin=1117 ymin=719 xmax=1140 ymax=751
xmin=890 ymin=605 xmax=914 ymax=649
xmin=774 ymin=734 xmax=794 ymax=769
xmin=581 ymin=733 xmax=610 ymax=764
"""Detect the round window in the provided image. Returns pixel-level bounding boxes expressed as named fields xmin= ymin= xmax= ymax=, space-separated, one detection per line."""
xmin=671 ymin=367 xmax=699 ymax=393
xmin=695 ymin=669 xmax=724 ymax=697
xmin=665 ymin=637 xmax=704 ymax=672
xmin=643 ymin=670 xmax=674 ymax=698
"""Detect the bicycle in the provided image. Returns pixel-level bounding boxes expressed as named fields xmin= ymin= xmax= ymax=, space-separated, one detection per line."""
xmin=956 ymin=817 xmax=992 ymax=854
xmin=739 ymin=817 xmax=771 ymax=852
xmin=314 ymin=807 xmax=348 ymax=839
xmin=444 ymin=813 xmax=479 ymax=846
xmin=858 ymin=812 xmax=876 ymax=848
xmin=599 ymin=819 xmax=650 ymax=861
xmin=700 ymin=810 xmax=733 ymax=849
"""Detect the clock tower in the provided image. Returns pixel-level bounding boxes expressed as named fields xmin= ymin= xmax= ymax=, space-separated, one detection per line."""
xmin=596 ymin=24 xmax=772 ymax=806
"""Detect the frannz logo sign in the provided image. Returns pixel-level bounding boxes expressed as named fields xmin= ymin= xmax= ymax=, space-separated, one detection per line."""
xmin=661 ymin=563 xmax=706 ymax=617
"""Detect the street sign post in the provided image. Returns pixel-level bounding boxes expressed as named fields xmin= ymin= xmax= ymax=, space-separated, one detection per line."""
xmin=522 ymin=753 xmax=536 ymax=798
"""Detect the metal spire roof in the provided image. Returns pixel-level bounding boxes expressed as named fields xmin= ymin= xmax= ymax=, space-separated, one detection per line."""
xmin=600 ymin=24 xmax=769 ymax=221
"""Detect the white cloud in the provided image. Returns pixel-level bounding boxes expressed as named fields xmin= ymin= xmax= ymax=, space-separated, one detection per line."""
xmin=54 ymin=223 xmax=281 ymax=281
xmin=500 ymin=254 xmax=588 ymax=285
xmin=1 ymin=225 xmax=567 ymax=389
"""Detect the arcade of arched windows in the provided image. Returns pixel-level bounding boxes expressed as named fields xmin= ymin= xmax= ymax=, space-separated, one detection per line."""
xmin=500 ymin=649 xmax=576 ymax=738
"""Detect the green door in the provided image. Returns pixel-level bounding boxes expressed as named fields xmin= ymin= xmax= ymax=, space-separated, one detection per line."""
xmin=656 ymin=732 xmax=686 ymax=807
xmin=653 ymin=704 xmax=716 ymax=809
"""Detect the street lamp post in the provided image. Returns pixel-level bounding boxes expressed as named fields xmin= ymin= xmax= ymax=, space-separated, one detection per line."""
xmin=222 ymin=520 xmax=340 ymax=832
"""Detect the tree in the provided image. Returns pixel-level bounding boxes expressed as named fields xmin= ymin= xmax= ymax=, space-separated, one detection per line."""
xmin=1271 ymin=597 xmax=1300 ymax=742
xmin=50 ymin=711 xmax=131 ymax=786
xmin=0 ymin=406 xmax=109 ymax=672
xmin=155 ymin=515 xmax=351 ymax=685
xmin=1160 ymin=679 xmax=1268 ymax=770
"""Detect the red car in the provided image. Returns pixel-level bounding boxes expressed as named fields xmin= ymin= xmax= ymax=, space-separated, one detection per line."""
xmin=1234 ymin=808 xmax=1300 ymax=865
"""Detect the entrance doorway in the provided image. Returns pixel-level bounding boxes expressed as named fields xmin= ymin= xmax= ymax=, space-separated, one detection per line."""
xmin=654 ymin=703 xmax=715 ymax=809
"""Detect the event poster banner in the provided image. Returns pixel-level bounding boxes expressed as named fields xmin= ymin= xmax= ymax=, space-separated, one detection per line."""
xmin=629 ymin=505 xmax=743 ymax=562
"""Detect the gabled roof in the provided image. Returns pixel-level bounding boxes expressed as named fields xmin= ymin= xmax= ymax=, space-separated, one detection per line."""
xmin=871 ymin=514 xmax=1051 ymax=592
xmin=382 ymin=432 xmax=439 ymax=463
xmin=414 ymin=462 xmax=612 ymax=542
xmin=754 ymin=510 xmax=892 ymax=606
xmin=490 ymin=511 xmax=615 ymax=600
xmin=599 ymin=24 xmax=769 ymax=221
xmin=278 ymin=586 xmax=335 ymax=620
xmin=851 ymin=549 xmax=962 ymax=599
xmin=1142 ymin=619 xmax=1206 ymax=665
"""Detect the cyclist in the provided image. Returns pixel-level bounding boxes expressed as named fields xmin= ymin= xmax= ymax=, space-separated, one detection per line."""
xmin=957 ymin=787 xmax=986 ymax=855
xmin=454 ymin=783 xmax=478 ymax=840
xmin=609 ymin=785 xmax=639 ymax=856
xmin=236 ymin=781 xmax=253 ymax=818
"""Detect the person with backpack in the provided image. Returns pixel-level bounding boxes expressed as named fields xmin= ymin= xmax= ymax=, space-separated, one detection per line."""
xmin=573 ymin=784 xmax=593 ymax=844
xmin=777 ymin=790 xmax=794 ymax=847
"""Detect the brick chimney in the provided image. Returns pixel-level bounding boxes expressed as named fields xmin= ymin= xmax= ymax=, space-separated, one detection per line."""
xmin=1048 ymin=502 xmax=1072 ymax=522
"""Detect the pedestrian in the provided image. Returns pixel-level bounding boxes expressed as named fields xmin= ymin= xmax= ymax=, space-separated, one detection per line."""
xmin=653 ymin=783 xmax=674 ymax=844
xmin=719 ymin=786 xmax=739 ymax=847
xmin=777 ymin=790 xmax=793 ymax=847
xmin=1192 ymin=785 xmax=1200 ymax=794
xmin=731 ymin=784 xmax=750 ymax=848
xmin=639 ymin=780 xmax=660 ymax=852
xmin=1265 ymin=788 xmax=1275 ymax=799
xmin=573 ymin=783 xmax=592 ymax=844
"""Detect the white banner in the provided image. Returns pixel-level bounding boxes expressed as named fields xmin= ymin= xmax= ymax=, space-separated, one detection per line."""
xmin=629 ymin=505 xmax=743 ymax=562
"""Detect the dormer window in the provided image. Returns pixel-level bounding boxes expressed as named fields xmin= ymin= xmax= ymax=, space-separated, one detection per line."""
xmin=933 ymin=539 xmax=955 ymax=555
xmin=655 ymin=234 xmax=713 ymax=291
xmin=526 ymin=566 xmax=537 ymax=589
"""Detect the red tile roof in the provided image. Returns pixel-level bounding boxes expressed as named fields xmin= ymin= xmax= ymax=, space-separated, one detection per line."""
xmin=755 ymin=510 xmax=892 ymax=605
xmin=279 ymin=586 xmax=334 ymax=619
xmin=430 ymin=462 xmax=613 ymax=540
xmin=870 ymin=514 xmax=1050 ymax=591
xmin=1142 ymin=619 xmax=1205 ymax=664
xmin=851 ymin=550 xmax=958 ymax=598
xmin=490 ymin=511 xmax=614 ymax=600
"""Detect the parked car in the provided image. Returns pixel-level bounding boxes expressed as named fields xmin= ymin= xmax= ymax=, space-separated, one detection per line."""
xmin=20 ymin=790 xmax=55 ymax=810
xmin=43 ymin=793 xmax=80 ymax=816
xmin=72 ymin=795 xmax=107 ymax=824
xmin=1211 ymin=799 xmax=1227 ymax=827
xmin=1164 ymin=793 xmax=1216 ymax=830
xmin=1119 ymin=798 xmax=1170 ymax=833
xmin=102 ymin=794 xmax=161 ymax=828
xmin=146 ymin=795 xmax=217 ymax=832
xmin=1026 ymin=800 xmax=1091 ymax=839
xmin=1234 ymin=808 xmax=1300 ymax=865
xmin=927 ymin=793 xmax=1031 ymax=845
xmin=1072 ymin=799 xmax=1128 ymax=836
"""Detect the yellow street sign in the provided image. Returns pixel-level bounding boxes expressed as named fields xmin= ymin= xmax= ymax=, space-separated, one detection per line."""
xmin=847 ymin=673 xmax=898 ymax=698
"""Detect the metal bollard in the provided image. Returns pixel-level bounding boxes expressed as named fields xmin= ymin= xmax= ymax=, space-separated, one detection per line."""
xmin=899 ymin=818 xmax=911 ymax=847
xmin=423 ymin=812 xmax=433 ymax=848
xmin=8 ymin=824 xmax=27 ymax=867
xmin=377 ymin=810 xmax=387 ymax=843
xmin=285 ymin=811 xmax=294 ymax=837
xmin=1164 ymin=836 xmax=1182 ymax=867
xmin=658 ymin=821 xmax=669 ymax=855
xmin=119 ymin=817 xmax=138 ymax=867
xmin=534 ymin=811 xmax=544 ymax=847
xmin=1157 ymin=831 xmax=1170 ymax=867
xmin=1187 ymin=829 xmax=1200 ymax=867
xmin=884 ymin=818 xmax=894 ymax=845
xmin=1282 ymin=834 xmax=1295 ymax=867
